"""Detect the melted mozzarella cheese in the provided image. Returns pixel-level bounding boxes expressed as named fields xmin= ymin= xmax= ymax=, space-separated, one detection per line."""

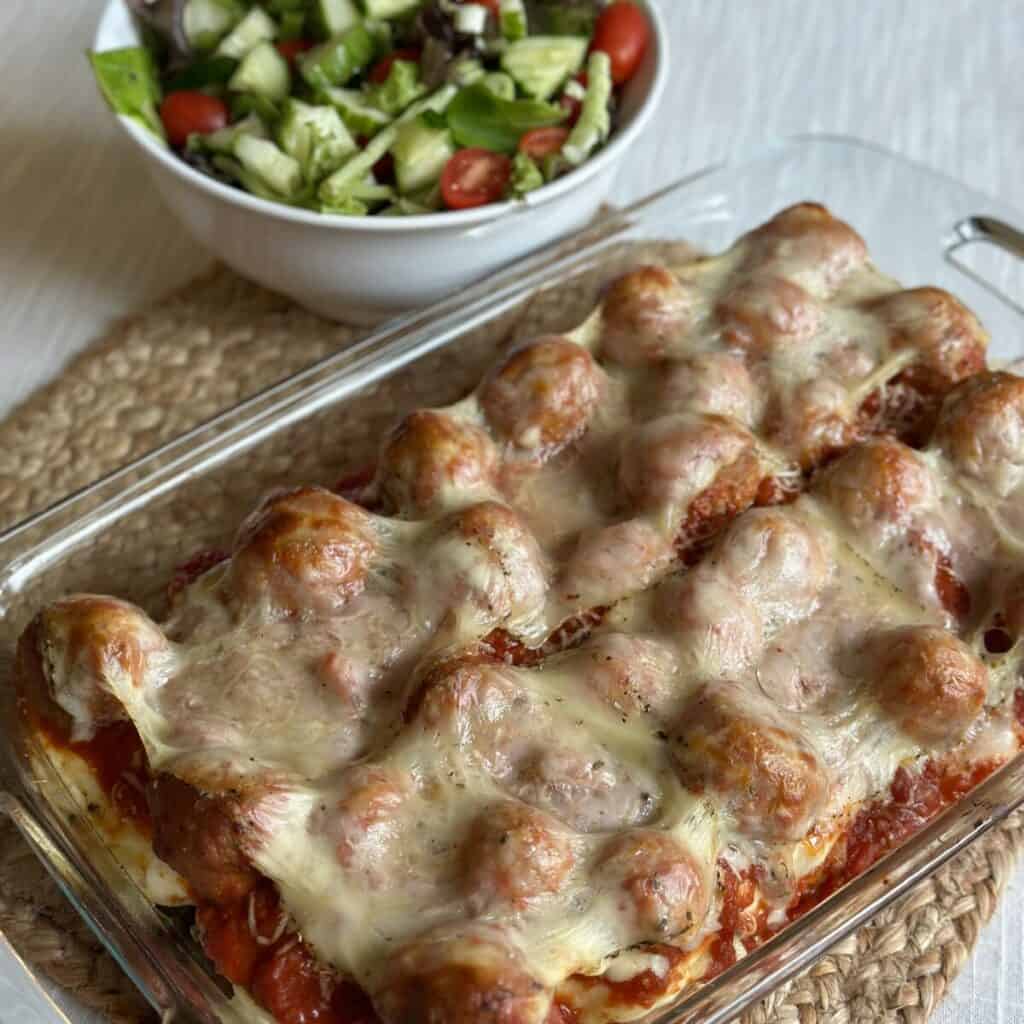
xmin=26 ymin=205 xmax=1024 ymax=1024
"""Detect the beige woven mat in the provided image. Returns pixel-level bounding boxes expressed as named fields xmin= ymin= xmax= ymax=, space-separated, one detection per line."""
xmin=0 ymin=260 xmax=1022 ymax=1024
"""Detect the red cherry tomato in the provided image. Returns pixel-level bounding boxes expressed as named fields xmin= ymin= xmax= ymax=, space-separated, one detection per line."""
xmin=368 ymin=47 xmax=422 ymax=85
xmin=468 ymin=0 xmax=501 ymax=15
xmin=440 ymin=149 xmax=513 ymax=210
xmin=159 ymin=91 xmax=229 ymax=148
xmin=558 ymin=71 xmax=588 ymax=125
xmin=518 ymin=126 xmax=570 ymax=159
xmin=591 ymin=1 xmax=650 ymax=85
xmin=276 ymin=38 xmax=314 ymax=66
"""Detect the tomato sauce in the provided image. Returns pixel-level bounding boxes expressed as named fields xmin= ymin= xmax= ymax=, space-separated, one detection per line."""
xmin=787 ymin=755 xmax=1001 ymax=920
xmin=483 ymin=606 xmax=609 ymax=667
xmin=198 ymin=885 xmax=380 ymax=1024
xmin=755 ymin=474 xmax=801 ymax=508
xmin=701 ymin=863 xmax=773 ymax=982
xmin=674 ymin=458 xmax=760 ymax=566
xmin=569 ymin=944 xmax=687 ymax=1011
xmin=547 ymin=1000 xmax=579 ymax=1023
xmin=35 ymin=712 xmax=152 ymax=830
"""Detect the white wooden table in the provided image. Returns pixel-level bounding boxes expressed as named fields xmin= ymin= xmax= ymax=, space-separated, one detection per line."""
xmin=2 ymin=1 xmax=1023 ymax=1021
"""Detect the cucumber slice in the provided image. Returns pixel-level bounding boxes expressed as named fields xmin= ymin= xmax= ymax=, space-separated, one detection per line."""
xmin=347 ymin=176 xmax=396 ymax=202
xmin=319 ymin=84 xmax=456 ymax=204
xmin=229 ymin=41 xmax=291 ymax=102
xmin=510 ymin=151 xmax=543 ymax=194
xmin=190 ymin=112 xmax=268 ymax=155
xmin=380 ymin=197 xmax=435 ymax=216
xmin=215 ymin=7 xmax=277 ymax=59
xmin=450 ymin=58 xmax=485 ymax=86
xmin=563 ymin=50 xmax=612 ymax=166
xmin=278 ymin=98 xmax=358 ymax=183
xmin=234 ymin=134 xmax=303 ymax=197
xmin=311 ymin=0 xmax=360 ymax=39
xmin=392 ymin=114 xmax=455 ymax=194
xmin=369 ymin=59 xmax=426 ymax=116
xmin=499 ymin=0 xmax=527 ymax=40
xmin=360 ymin=0 xmax=421 ymax=17
xmin=230 ymin=92 xmax=282 ymax=124
xmin=453 ymin=4 xmax=489 ymax=34
xmin=501 ymin=35 xmax=587 ymax=100
xmin=318 ymin=86 xmax=393 ymax=136
xmin=481 ymin=71 xmax=516 ymax=100
xmin=299 ymin=24 xmax=376 ymax=90
xmin=183 ymin=0 xmax=244 ymax=53
xmin=319 ymin=195 xmax=369 ymax=215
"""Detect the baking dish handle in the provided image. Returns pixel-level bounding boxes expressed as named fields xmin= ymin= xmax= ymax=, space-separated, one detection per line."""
xmin=945 ymin=215 xmax=1024 ymax=315
xmin=0 ymin=791 xmax=181 ymax=1023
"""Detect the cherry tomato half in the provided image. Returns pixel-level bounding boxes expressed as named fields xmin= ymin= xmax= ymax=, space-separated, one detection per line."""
xmin=368 ymin=47 xmax=422 ymax=85
xmin=519 ymin=126 xmax=570 ymax=159
xmin=441 ymin=149 xmax=512 ymax=210
xmin=276 ymin=38 xmax=314 ymax=66
xmin=592 ymin=1 xmax=650 ymax=85
xmin=159 ymin=91 xmax=229 ymax=149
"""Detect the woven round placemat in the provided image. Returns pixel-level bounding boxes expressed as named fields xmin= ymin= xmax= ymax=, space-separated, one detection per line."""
xmin=0 ymin=262 xmax=1021 ymax=1024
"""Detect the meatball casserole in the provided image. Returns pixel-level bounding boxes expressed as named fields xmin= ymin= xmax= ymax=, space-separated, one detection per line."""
xmin=14 ymin=203 xmax=1024 ymax=1024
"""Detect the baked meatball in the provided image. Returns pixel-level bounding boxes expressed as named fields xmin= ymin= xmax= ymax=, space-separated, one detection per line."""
xmin=870 ymin=625 xmax=988 ymax=745
xmin=330 ymin=765 xmax=413 ymax=882
xmin=559 ymin=518 xmax=675 ymax=610
xmin=28 ymin=595 xmax=169 ymax=741
xmin=934 ymin=371 xmax=1024 ymax=496
xmin=656 ymin=571 xmax=765 ymax=678
xmin=715 ymin=275 xmax=823 ymax=351
xmin=766 ymin=375 xmax=859 ymax=469
xmin=742 ymin=203 xmax=868 ymax=293
xmin=568 ymin=632 xmax=680 ymax=721
xmin=462 ymin=801 xmax=575 ymax=911
xmin=374 ymin=926 xmax=551 ymax=1024
xmin=671 ymin=682 xmax=827 ymax=841
xmin=376 ymin=410 xmax=499 ymax=517
xmin=429 ymin=502 xmax=548 ymax=628
xmin=868 ymin=286 xmax=987 ymax=395
xmin=657 ymin=352 xmax=759 ymax=426
xmin=480 ymin=337 xmax=603 ymax=461
xmin=149 ymin=773 xmax=262 ymax=904
xmin=816 ymin=436 xmax=934 ymax=531
xmin=600 ymin=265 xmax=695 ymax=366
xmin=617 ymin=413 xmax=756 ymax=514
xmin=596 ymin=830 xmax=709 ymax=941
xmin=714 ymin=508 xmax=829 ymax=625
xmin=230 ymin=486 xmax=377 ymax=616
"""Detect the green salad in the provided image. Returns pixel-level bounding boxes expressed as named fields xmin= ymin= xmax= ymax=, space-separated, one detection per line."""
xmin=89 ymin=0 xmax=650 ymax=215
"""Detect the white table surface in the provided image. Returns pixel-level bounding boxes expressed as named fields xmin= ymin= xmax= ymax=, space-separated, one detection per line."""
xmin=2 ymin=1 xmax=1024 ymax=1021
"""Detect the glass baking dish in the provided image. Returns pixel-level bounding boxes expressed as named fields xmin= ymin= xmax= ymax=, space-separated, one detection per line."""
xmin=3 ymin=135 xmax=1024 ymax=1024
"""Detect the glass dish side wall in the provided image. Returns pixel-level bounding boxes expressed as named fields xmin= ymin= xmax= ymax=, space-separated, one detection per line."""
xmin=2 ymin=136 xmax=1023 ymax=1024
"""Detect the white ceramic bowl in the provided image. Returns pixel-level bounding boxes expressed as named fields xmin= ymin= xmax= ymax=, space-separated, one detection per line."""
xmin=93 ymin=0 xmax=668 ymax=324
